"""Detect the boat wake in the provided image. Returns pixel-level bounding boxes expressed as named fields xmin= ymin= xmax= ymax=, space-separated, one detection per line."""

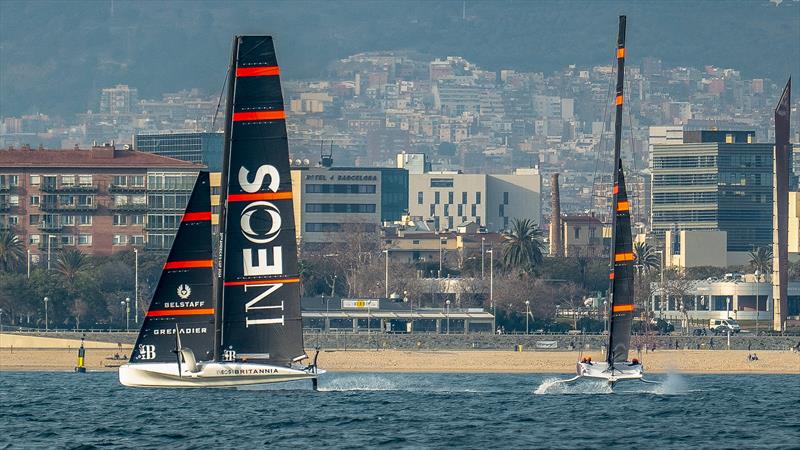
xmin=534 ymin=377 xmax=612 ymax=395
xmin=534 ymin=373 xmax=687 ymax=395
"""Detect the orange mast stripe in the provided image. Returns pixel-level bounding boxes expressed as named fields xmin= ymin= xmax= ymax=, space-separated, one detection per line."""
xmin=236 ymin=66 xmax=280 ymax=77
xmin=164 ymin=259 xmax=213 ymax=269
xmin=232 ymin=111 xmax=286 ymax=122
xmin=182 ymin=212 xmax=212 ymax=222
xmin=609 ymin=272 xmax=615 ymax=280
xmin=613 ymin=185 xmax=619 ymax=194
xmin=617 ymin=200 xmax=630 ymax=212
xmin=612 ymin=304 xmax=635 ymax=313
xmin=614 ymin=252 xmax=635 ymax=262
xmin=615 ymin=95 xmax=624 ymax=105
xmin=227 ymin=191 xmax=293 ymax=202
xmin=617 ymin=48 xmax=625 ymax=59
xmin=224 ymin=277 xmax=300 ymax=287
xmin=147 ymin=308 xmax=215 ymax=317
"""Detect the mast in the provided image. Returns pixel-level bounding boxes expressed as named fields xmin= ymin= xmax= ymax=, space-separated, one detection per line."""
xmin=213 ymin=37 xmax=239 ymax=361
xmin=606 ymin=15 xmax=636 ymax=366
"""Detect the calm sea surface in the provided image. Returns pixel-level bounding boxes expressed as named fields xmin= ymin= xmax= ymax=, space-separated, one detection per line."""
xmin=1 ymin=371 xmax=798 ymax=449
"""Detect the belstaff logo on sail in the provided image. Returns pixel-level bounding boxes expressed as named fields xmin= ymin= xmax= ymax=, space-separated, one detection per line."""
xmin=177 ymin=284 xmax=192 ymax=299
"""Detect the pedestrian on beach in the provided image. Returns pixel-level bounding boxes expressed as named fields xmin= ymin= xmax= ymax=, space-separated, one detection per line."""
xmin=710 ymin=338 xmax=714 ymax=349
xmin=748 ymin=342 xmax=751 ymax=351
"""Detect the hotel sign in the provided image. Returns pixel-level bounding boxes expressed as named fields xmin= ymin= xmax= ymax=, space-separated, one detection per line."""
xmin=342 ymin=299 xmax=379 ymax=309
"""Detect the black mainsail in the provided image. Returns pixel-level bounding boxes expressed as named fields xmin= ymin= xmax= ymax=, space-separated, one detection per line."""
xmin=215 ymin=36 xmax=305 ymax=365
xmin=607 ymin=16 xmax=635 ymax=365
xmin=130 ymin=171 xmax=214 ymax=363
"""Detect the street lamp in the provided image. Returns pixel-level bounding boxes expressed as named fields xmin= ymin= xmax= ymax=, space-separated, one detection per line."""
xmin=121 ymin=297 xmax=130 ymax=331
xmin=134 ymin=248 xmax=139 ymax=324
xmin=47 ymin=234 xmax=56 ymax=270
xmin=27 ymin=249 xmax=31 ymax=279
xmin=446 ymin=299 xmax=451 ymax=334
xmin=603 ymin=300 xmax=608 ymax=334
xmin=383 ymin=249 xmax=389 ymax=298
xmin=438 ymin=234 xmax=444 ymax=278
xmin=331 ymin=275 xmax=337 ymax=297
xmin=525 ymin=300 xmax=530 ymax=334
xmin=726 ymin=296 xmax=731 ymax=319
xmin=481 ymin=237 xmax=486 ymax=278
xmin=754 ymin=268 xmax=761 ymax=333
xmin=404 ymin=290 xmax=412 ymax=334
xmin=487 ymin=248 xmax=495 ymax=333
xmin=43 ymin=296 xmax=49 ymax=331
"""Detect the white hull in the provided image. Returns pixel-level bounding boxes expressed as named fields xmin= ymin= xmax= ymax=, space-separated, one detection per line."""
xmin=576 ymin=361 xmax=643 ymax=385
xmin=119 ymin=361 xmax=324 ymax=388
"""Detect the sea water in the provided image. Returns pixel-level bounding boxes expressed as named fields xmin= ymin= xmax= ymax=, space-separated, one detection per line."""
xmin=1 ymin=371 xmax=798 ymax=448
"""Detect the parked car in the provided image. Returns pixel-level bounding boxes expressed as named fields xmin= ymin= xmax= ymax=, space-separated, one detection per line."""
xmin=692 ymin=328 xmax=708 ymax=336
xmin=710 ymin=318 xmax=741 ymax=334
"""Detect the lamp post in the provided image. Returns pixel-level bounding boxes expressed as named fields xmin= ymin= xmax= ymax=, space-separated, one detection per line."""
xmin=726 ymin=296 xmax=731 ymax=319
xmin=525 ymin=300 xmax=530 ymax=335
xmin=121 ymin=297 xmax=130 ymax=331
xmin=446 ymin=299 xmax=451 ymax=334
xmin=331 ymin=275 xmax=337 ymax=297
xmin=43 ymin=296 xmax=49 ymax=331
xmin=603 ymin=300 xmax=608 ymax=334
xmin=404 ymin=290 xmax=412 ymax=334
xmin=487 ymin=248 xmax=495 ymax=333
xmin=134 ymin=248 xmax=139 ymax=324
xmin=754 ymin=268 xmax=761 ymax=333
xmin=27 ymin=249 xmax=31 ymax=278
xmin=481 ymin=237 xmax=485 ymax=278
xmin=383 ymin=249 xmax=389 ymax=298
xmin=438 ymin=234 xmax=444 ymax=278
xmin=47 ymin=234 xmax=56 ymax=270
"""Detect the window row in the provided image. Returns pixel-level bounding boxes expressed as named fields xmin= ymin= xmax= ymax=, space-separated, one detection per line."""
xmin=305 ymin=203 xmax=376 ymax=213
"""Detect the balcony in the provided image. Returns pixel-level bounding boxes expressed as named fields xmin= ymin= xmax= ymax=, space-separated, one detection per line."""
xmin=40 ymin=202 xmax=98 ymax=212
xmin=38 ymin=222 xmax=64 ymax=232
xmin=0 ymin=202 xmax=10 ymax=211
xmin=110 ymin=203 xmax=148 ymax=212
xmin=0 ymin=184 xmax=12 ymax=192
xmin=40 ymin=183 xmax=98 ymax=193
xmin=109 ymin=184 xmax=147 ymax=193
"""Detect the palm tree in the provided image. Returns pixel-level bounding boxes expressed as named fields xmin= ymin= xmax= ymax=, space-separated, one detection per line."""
xmin=633 ymin=242 xmax=660 ymax=274
xmin=500 ymin=218 xmax=545 ymax=272
xmin=748 ymin=246 xmax=772 ymax=280
xmin=0 ymin=229 xmax=25 ymax=272
xmin=55 ymin=248 xmax=92 ymax=283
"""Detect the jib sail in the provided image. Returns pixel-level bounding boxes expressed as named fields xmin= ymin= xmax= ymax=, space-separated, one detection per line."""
xmin=215 ymin=36 xmax=305 ymax=365
xmin=130 ymin=171 xmax=214 ymax=364
xmin=607 ymin=16 xmax=635 ymax=365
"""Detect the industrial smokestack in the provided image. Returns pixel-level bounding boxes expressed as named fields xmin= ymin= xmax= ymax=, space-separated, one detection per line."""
xmin=550 ymin=173 xmax=563 ymax=257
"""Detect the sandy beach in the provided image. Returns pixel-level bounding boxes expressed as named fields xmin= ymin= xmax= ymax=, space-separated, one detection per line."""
xmin=1 ymin=335 xmax=798 ymax=374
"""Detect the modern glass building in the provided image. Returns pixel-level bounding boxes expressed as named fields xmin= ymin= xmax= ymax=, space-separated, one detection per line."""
xmin=650 ymin=130 xmax=773 ymax=252
xmin=135 ymin=132 xmax=224 ymax=171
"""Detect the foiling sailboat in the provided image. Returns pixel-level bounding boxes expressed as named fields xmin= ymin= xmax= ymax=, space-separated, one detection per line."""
xmin=555 ymin=16 xmax=653 ymax=388
xmin=120 ymin=36 xmax=323 ymax=388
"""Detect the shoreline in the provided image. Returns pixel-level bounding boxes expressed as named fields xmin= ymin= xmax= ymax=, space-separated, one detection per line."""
xmin=2 ymin=346 xmax=798 ymax=375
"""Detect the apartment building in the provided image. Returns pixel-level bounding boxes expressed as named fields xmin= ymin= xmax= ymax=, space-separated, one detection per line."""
xmin=0 ymin=145 xmax=203 ymax=256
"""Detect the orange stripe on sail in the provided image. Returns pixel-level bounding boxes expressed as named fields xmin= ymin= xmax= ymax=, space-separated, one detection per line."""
xmin=614 ymin=252 xmax=635 ymax=262
xmin=615 ymin=95 xmax=623 ymax=105
xmin=224 ymin=277 xmax=300 ymax=287
xmin=182 ymin=212 xmax=211 ymax=222
xmin=617 ymin=200 xmax=630 ymax=212
xmin=236 ymin=66 xmax=280 ymax=77
xmin=164 ymin=259 xmax=213 ymax=270
xmin=227 ymin=191 xmax=293 ymax=202
xmin=147 ymin=308 xmax=214 ymax=317
xmin=609 ymin=272 xmax=615 ymax=280
xmin=617 ymin=48 xmax=625 ymax=59
xmin=613 ymin=185 xmax=619 ymax=194
xmin=612 ymin=304 xmax=635 ymax=313
xmin=232 ymin=110 xmax=286 ymax=122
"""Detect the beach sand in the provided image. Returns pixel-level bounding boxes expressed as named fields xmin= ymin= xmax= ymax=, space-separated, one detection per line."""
xmin=1 ymin=335 xmax=798 ymax=374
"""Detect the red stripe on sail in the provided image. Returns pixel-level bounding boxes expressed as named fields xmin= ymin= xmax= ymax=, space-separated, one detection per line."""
xmin=227 ymin=191 xmax=293 ymax=202
xmin=147 ymin=308 xmax=215 ymax=317
xmin=236 ymin=66 xmax=280 ymax=77
xmin=164 ymin=259 xmax=213 ymax=270
xmin=182 ymin=212 xmax=211 ymax=222
xmin=232 ymin=111 xmax=285 ymax=122
xmin=224 ymin=277 xmax=300 ymax=287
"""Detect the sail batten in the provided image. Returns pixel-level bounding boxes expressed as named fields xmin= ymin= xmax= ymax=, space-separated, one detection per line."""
xmin=216 ymin=36 xmax=305 ymax=366
xmin=130 ymin=172 xmax=214 ymax=364
xmin=607 ymin=16 xmax=635 ymax=365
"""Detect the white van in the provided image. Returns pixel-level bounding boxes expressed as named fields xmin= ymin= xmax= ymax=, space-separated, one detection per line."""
xmin=709 ymin=318 xmax=741 ymax=334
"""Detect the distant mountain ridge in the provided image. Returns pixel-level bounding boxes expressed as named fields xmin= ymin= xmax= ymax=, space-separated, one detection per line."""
xmin=1 ymin=0 xmax=798 ymax=117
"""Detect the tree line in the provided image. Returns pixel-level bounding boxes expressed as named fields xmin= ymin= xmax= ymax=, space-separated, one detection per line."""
xmin=1 ymin=222 xmax=796 ymax=332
